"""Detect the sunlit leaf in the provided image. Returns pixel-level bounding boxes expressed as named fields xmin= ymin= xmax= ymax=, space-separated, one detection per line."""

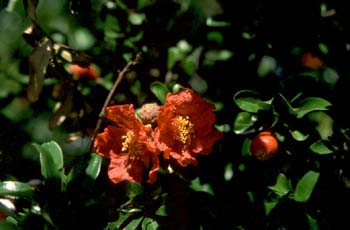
xmin=106 ymin=212 xmax=132 ymax=230
xmin=155 ymin=205 xmax=168 ymax=216
xmin=32 ymin=141 xmax=63 ymax=180
xmin=142 ymin=217 xmax=159 ymax=230
xmin=235 ymin=97 xmax=272 ymax=112
xmin=294 ymin=97 xmax=331 ymax=118
xmin=41 ymin=141 xmax=63 ymax=169
xmin=85 ymin=153 xmax=102 ymax=180
xmin=128 ymin=13 xmax=146 ymax=25
xmin=307 ymin=213 xmax=320 ymax=230
xmin=150 ymin=81 xmax=169 ymax=104
xmin=264 ymin=199 xmax=279 ymax=216
xmin=294 ymin=171 xmax=320 ymax=202
xmin=167 ymin=47 xmax=182 ymax=70
xmin=224 ymin=163 xmax=234 ymax=181
xmin=290 ymin=130 xmax=309 ymax=141
xmin=0 ymin=181 xmax=33 ymax=200
xmin=233 ymin=112 xmax=257 ymax=134
xmin=257 ymin=55 xmax=277 ymax=77
xmin=268 ymin=173 xmax=292 ymax=197
xmin=308 ymin=111 xmax=333 ymax=140
xmin=123 ymin=216 xmax=143 ymax=230
xmin=125 ymin=182 xmax=144 ymax=199
xmin=234 ymin=90 xmax=272 ymax=113
xmin=322 ymin=67 xmax=339 ymax=87
xmin=189 ymin=177 xmax=215 ymax=196
xmin=309 ymin=140 xmax=333 ymax=155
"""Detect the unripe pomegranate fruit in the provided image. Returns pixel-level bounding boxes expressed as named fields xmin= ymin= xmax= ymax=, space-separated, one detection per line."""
xmin=69 ymin=64 xmax=99 ymax=80
xmin=250 ymin=130 xmax=279 ymax=161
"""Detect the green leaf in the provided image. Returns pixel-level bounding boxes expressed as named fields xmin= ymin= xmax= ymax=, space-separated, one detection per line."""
xmin=41 ymin=141 xmax=64 ymax=170
xmin=294 ymin=97 xmax=331 ymax=118
xmin=0 ymin=181 xmax=33 ymax=200
xmin=32 ymin=141 xmax=63 ymax=180
xmin=181 ymin=56 xmax=196 ymax=76
xmin=106 ymin=212 xmax=132 ymax=230
xmin=167 ymin=47 xmax=182 ymax=70
xmin=85 ymin=153 xmax=102 ymax=180
xmin=257 ymin=55 xmax=277 ymax=78
xmin=268 ymin=173 xmax=292 ymax=197
xmin=309 ymin=140 xmax=333 ymax=155
xmin=142 ymin=217 xmax=159 ymax=230
xmin=125 ymin=182 xmax=144 ymax=199
xmin=264 ymin=199 xmax=279 ymax=216
xmin=0 ymin=221 xmax=19 ymax=230
xmin=189 ymin=177 xmax=215 ymax=196
xmin=128 ymin=13 xmax=146 ymax=25
xmin=124 ymin=216 xmax=143 ymax=230
xmin=233 ymin=90 xmax=272 ymax=113
xmin=233 ymin=112 xmax=257 ymax=134
xmin=235 ymin=97 xmax=272 ymax=113
xmin=155 ymin=205 xmax=168 ymax=217
xmin=290 ymin=130 xmax=309 ymax=141
xmin=294 ymin=171 xmax=320 ymax=202
xmin=150 ymin=81 xmax=169 ymax=104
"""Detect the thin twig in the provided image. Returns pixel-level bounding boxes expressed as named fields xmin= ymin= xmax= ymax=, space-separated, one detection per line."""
xmin=90 ymin=53 xmax=141 ymax=151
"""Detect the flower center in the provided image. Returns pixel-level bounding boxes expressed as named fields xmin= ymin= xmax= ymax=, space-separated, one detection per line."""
xmin=121 ymin=130 xmax=143 ymax=161
xmin=172 ymin=116 xmax=195 ymax=144
xmin=121 ymin=130 xmax=135 ymax=152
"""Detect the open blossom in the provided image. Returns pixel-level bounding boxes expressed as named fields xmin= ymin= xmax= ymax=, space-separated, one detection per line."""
xmin=154 ymin=88 xmax=223 ymax=167
xmin=93 ymin=104 xmax=159 ymax=184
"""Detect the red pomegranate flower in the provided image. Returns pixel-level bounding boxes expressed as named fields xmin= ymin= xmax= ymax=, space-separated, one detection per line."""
xmin=94 ymin=104 xmax=159 ymax=184
xmin=154 ymin=88 xmax=223 ymax=167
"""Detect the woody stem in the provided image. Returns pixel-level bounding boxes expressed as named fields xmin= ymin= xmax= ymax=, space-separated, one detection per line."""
xmin=90 ymin=52 xmax=142 ymax=151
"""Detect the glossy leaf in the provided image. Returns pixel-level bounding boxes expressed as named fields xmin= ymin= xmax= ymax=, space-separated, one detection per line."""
xmin=234 ymin=90 xmax=272 ymax=113
xmin=309 ymin=140 xmax=333 ymax=155
xmin=233 ymin=112 xmax=257 ymax=134
xmin=264 ymin=199 xmax=279 ymax=216
xmin=189 ymin=178 xmax=215 ymax=196
xmin=290 ymin=130 xmax=309 ymax=141
xmin=294 ymin=171 xmax=320 ymax=202
xmin=0 ymin=181 xmax=33 ymax=200
xmin=294 ymin=97 xmax=331 ymax=118
xmin=41 ymin=141 xmax=64 ymax=170
xmin=150 ymin=81 xmax=169 ymax=104
xmin=85 ymin=153 xmax=102 ymax=180
xmin=235 ymin=97 xmax=271 ymax=113
xmin=142 ymin=217 xmax=159 ymax=230
xmin=32 ymin=141 xmax=63 ymax=180
xmin=155 ymin=205 xmax=168 ymax=217
xmin=268 ymin=173 xmax=292 ymax=197
xmin=124 ymin=216 xmax=143 ymax=230
xmin=125 ymin=182 xmax=144 ymax=199
xmin=106 ymin=212 xmax=132 ymax=230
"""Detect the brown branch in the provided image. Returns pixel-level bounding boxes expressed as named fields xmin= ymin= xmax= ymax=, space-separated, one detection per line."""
xmin=90 ymin=53 xmax=142 ymax=151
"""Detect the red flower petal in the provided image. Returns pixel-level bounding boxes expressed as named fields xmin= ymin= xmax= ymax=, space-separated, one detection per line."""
xmin=154 ymin=88 xmax=223 ymax=167
xmin=94 ymin=104 xmax=160 ymax=184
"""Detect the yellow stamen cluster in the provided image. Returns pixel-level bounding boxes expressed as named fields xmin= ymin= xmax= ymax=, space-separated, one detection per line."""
xmin=173 ymin=116 xmax=194 ymax=144
xmin=121 ymin=130 xmax=135 ymax=152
